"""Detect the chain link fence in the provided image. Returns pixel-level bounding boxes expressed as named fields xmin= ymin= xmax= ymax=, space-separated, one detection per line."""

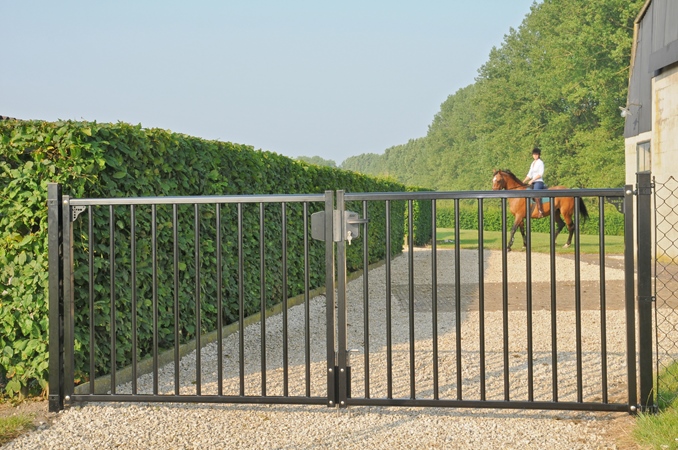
xmin=654 ymin=176 xmax=678 ymax=407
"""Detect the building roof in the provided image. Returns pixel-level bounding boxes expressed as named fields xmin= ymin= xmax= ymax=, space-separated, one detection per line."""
xmin=624 ymin=0 xmax=678 ymax=138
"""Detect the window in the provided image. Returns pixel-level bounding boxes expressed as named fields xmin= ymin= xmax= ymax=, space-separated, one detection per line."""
xmin=637 ymin=141 xmax=651 ymax=173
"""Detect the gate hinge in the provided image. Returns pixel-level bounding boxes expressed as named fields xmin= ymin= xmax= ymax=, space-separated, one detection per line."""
xmin=637 ymin=295 xmax=655 ymax=303
xmin=71 ymin=205 xmax=86 ymax=222
xmin=630 ymin=403 xmax=658 ymax=414
xmin=605 ymin=197 xmax=624 ymax=214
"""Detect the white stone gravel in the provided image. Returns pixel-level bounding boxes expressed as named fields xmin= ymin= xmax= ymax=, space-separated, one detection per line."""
xmin=6 ymin=249 xmax=650 ymax=449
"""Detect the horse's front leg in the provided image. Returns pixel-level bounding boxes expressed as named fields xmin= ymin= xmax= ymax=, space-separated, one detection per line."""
xmin=519 ymin=222 xmax=527 ymax=249
xmin=556 ymin=213 xmax=575 ymax=248
xmin=506 ymin=221 xmax=525 ymax=252
xmin=564 ymin=221 xmax=575 ymax=248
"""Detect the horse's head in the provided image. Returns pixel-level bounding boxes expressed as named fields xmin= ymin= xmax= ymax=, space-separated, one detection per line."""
xmin=492 ymin=170 xmax=506 ymax=190
xmin=492 ymin=169 xmax=523 ymax=190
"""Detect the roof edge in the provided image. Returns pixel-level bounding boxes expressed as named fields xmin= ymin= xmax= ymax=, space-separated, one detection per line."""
xmin=635 ymin=0 xmax=652 ymax=24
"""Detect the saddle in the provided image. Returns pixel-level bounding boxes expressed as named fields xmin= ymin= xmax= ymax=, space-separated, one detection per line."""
xmin=527 ymin=185 xmax=550 ymax=204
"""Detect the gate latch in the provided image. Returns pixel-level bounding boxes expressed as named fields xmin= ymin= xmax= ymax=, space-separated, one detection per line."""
xmin=311 ymin=210 xmax=368 ymax=242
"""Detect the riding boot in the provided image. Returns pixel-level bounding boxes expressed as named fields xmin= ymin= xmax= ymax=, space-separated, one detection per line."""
xmin=535 ymin=198 xmax=544 ymax=218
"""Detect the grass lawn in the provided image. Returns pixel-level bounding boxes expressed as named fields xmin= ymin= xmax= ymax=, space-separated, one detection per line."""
xmin=435 ymin=228 xmax=625 ymax=254
xmin=633 ymin=361 xmax=678 ymax=449
xmin=0 ymin=414 xmax=34 ymax=446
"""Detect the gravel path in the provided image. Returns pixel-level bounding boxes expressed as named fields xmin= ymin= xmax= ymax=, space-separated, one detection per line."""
xmin=5 ymin=249 xmax=648 ymax=449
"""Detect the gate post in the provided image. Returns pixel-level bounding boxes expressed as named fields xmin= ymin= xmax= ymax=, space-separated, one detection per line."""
xmin=323 ymin=191 xmax=337 ymax=407
xmin=335 ymin=190 xmax=349 ymax=408
xmin=636 ymin=172 xmax=655 ymax=411
xmin=47 ymin=183 xmax=64 ymax=412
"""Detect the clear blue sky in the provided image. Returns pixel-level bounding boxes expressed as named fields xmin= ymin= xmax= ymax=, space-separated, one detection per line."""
xmin=2 ymin=1 xmax=536 ymax=165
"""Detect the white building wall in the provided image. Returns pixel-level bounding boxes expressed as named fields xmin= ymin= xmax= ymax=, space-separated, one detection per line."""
xmin=625 ymin=63 xmax=678 ymax=260
xmin=653 ymin=64 xmax=678 ymax=186
xmin=653 ymin=64 xmax=678 ymax=261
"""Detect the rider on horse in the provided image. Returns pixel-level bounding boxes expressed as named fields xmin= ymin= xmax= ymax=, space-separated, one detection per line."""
xmin=523 ymin=147 xmax=545 ymax=217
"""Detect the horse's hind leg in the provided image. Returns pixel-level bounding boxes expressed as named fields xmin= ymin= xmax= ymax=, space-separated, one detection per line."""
xmin=554 ymin=212 xmax=565 ymax=241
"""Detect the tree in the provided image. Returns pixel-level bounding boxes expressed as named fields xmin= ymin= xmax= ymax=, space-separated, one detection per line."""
xmin=343 ymin=0 xmax=643 ymax=190
xmin=296 ymin=155 xmax=337 ymax=168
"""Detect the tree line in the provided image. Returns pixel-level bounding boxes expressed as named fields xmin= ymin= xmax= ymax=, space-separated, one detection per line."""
xmin=340 ymin=0 xmax=643 ymax=191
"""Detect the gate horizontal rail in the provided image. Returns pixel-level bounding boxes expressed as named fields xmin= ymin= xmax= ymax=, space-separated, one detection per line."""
xmin=343 ymin=188 xmax=626 ymax=201
xmin=68 ymin=193 xmax=328 ymax=205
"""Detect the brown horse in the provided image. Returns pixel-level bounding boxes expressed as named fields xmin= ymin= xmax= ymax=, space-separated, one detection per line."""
xmin=491 ymin=169 xmax=588 ymax=251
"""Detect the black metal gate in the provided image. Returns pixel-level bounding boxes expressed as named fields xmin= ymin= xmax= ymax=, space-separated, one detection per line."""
xmin=48 ymin=182 xmax=654 ymax=414
xmin=48 ymin=187 xmax=337 ymax=411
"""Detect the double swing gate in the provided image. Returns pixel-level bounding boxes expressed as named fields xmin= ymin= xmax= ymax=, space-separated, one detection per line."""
xmin=48 ymin=179 xmax=655 ymax=414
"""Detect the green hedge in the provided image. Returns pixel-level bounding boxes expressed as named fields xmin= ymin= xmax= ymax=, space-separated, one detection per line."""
xmin=436 ymin=201 xmax=624 ymax=236
xmin=406 ymin=187 xmax=434 ymax=246
xmin=0 ymin=120 xmax=407 ymax=397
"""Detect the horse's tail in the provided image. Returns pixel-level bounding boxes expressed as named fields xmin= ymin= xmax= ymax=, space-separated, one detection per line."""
xmin=578 ymin=197 xmax=589 ymax=222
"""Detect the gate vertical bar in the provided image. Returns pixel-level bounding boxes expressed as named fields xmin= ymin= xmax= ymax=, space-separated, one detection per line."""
xmin=574 ymin=198 xmax=583 ymax=402
xmin=260 ymin=203 xmax=267 ymax=396
xmin=636 ymin=172 xmax=655 ymax=410
xmin=109 ymin=206 xmax=116 ymax=394
xmin=477 ymin=199 xmax=486 ymax=400
xmin=624 ymin=185 xmax=638 ymax=410
xmin=362 ymin=200 xmax=371 ymax=398
xmin=336 ymin=191 xmax=349 ymax=407
xmin=407 ymin=200 xmax=416 ymax=399
xmin=88 ymin=207 xmax=95 ymax=394
xmin=152 ymin=205 xmax=159 ymax=395
xmin=304 ymin=202 xmax=311 ymax=397
xmin=194 ymin=204 xmax=202 ymax=395
xmin=280 ymin=202 xmax=288 ymax=396
xmin=454 ymin=199 xmax=462 ymax=400
xmin=525 ymin=198 xmax=534 ymax=402
xmin=216 ymin=203 xmax=224 ymax=396
xmin=385 ymin=200 xmax=393 ymax=399
xmin=131 ymin=205 xmax=138 ymax=395
xmin=63 ymin=196 xmax=74 ymax=400
xmin=129 ymin=205 xmax=139 ymax=394
xmin=48 ymin=183 xmax=64 ymax=412
xmin=431 ymin=200 xmax=439 ymax=400
xmin=238 ymin=203 xmax=246 ymax=396
xmin=172 ymin=205 xmax=180 ymax=395
xmin=549 ymin=197 xmax=558 ymax=401
xmin=598 ymin=197 xmax=609 ymax=403
xmin=501 ymin=198 xmax=510 ymax=401
xmin=324 ymin=191 xmax=336 ymax=407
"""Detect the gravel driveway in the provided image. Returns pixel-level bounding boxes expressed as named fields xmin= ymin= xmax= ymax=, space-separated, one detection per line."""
xmin=5 ymin=249 xmax=649 ymax=449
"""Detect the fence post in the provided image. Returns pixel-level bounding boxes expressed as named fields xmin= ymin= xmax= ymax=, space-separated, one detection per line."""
xmin=624 ymin=185 xmax=637 ymax=412
xmin=47 ymin=183 xmax=64 ymax=412
xmin=636 ymin=172 xmax=655 ymax=411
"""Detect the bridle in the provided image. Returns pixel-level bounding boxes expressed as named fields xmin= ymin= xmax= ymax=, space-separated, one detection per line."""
xmin=492 ymin=173 xmax=506 ymax=190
